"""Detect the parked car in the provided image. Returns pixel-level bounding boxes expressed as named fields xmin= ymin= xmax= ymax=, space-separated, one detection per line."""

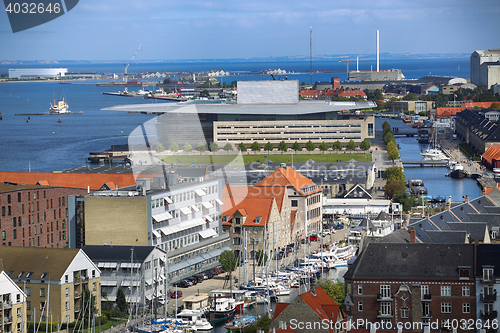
xmin=186 ymin=277 xmax=197 ymax=285
xmin=171 ymin=291 xmax=182 ymax=299
xmin=192 ymin=274 xmax=203 ymax=283
xmin=307 ymin=234 xmax=318 ymax=241
xmin=335 ymin=223 xmax=344 ymax=230
xmin=204 ymin=271 xmax=214 ymax=279
xmin=183 ymin=279 xmax=194 ymax=286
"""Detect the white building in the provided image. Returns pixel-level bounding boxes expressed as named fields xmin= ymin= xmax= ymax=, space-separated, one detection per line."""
xmin=471 ymin=49 xmax=500 ymax=88
xmin=0 ymin=271 xmax=27 ymax=333
xmin=8 ymin=68 xmax=67 ymax=79
xmin=322 ymin=198 xmax=391 ymax=216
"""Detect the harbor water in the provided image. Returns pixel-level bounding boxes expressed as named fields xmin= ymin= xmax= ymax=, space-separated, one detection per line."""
xmin=378 ymin=118 xmax=482 ymax=202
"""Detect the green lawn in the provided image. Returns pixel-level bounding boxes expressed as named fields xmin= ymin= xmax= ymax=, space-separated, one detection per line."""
xmin=160 ymin=153 xmax=371 ymax=165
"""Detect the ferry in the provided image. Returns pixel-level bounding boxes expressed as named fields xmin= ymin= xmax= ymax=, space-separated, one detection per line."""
xmin=49 ymin=93 xmax=71 ymax=114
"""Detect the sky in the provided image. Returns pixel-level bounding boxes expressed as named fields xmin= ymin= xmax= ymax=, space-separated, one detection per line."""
xmin=1 ymin=0 xmax=499 ymax=61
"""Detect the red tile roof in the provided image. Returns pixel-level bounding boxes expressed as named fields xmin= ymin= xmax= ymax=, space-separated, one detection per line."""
xmin=272 ymin=302 xmax=289 ymax=320
xmin=436 ymin=102 xmax=500 ymax=119
xmin=482 ymin=145 xmax=500 ymax=164
xmin=256 ymin=167 xmax=321 ymax=196
xmin=299 ymin=287 xmax=342 ymax=323
xmin=0 ymin=172 xmax=147 ymax=191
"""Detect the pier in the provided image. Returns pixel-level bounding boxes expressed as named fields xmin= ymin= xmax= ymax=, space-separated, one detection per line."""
xmin=402 ymin=160 xmax=449 ymax=167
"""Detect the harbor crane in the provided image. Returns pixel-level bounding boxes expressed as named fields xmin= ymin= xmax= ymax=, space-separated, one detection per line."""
xmin=124 ymin=43 xmax=142 ymax=77
xmin=338 ymin=57 xmax=375 ymax=78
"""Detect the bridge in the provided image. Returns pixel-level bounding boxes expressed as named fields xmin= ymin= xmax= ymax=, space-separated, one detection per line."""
xmin=402 ymin=160 xmax=449 ymax=167
xmin=391 ymin=127 xmax=418 ymax=137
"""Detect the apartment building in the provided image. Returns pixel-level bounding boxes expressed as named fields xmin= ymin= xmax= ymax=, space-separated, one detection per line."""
xmin=0 ymin=271 xmax=26 ymax=333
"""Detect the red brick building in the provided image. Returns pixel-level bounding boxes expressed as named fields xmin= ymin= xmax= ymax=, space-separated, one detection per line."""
xmin=344 ymin=243 xmax=475 ymax=332
xmin=0 ymin=183 xmax=87 ymax=247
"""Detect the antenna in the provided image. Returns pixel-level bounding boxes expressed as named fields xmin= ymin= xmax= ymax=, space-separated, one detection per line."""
xmin=376 ymin=30 xmax=380 ymax=72
xmin=310 ymin=26 xmax=313 ymax=84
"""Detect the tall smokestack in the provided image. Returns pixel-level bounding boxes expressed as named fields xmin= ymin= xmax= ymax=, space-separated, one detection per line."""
xmin=376 ymin=30 xmax=380 ymax=72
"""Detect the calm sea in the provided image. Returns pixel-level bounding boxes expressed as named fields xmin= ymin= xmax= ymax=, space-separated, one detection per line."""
xmin=0 ymin=58 xmax=474 ymax=185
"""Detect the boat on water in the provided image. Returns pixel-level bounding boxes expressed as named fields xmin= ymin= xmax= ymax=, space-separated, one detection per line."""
xmin=224 ymin=315 xmax=259 ymax=332
xmin=175 ymin=309 xmax=213 ymax=331
xmin=207 ymin=296 xmax=235 ymax=323
xmin=50 ymin=91 xmax=71 ymax=114
xmin=449 ymin=163 xmax=467 ymax=178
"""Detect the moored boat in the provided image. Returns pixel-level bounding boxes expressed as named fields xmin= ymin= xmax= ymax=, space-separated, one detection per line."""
xmin=50 ymin=91 xmax=71 ymax=114
xmin=207 ymin=297 xmax=235 ymax=323
xmin=449 ymin=163 xmax=467 ymax=178
xmin=224 ymin=315 xmax=259 ymax=332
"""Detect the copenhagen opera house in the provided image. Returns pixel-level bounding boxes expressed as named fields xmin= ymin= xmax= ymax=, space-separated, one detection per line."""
xmin=106 ymin=80 xmax=376 ymax=148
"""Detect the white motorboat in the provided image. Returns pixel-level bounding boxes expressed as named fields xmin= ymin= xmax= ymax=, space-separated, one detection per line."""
xmin=175 ymin=309 xmax=213 ymax=331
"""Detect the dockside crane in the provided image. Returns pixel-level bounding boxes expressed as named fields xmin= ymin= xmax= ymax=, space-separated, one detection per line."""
xmin=124 ymin=43 xmax=142 ymax=79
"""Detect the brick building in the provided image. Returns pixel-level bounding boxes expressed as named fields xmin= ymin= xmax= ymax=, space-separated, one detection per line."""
xmin=344 ymin=242 xmax=475 ymax=332
xmin=0 ymin=183 xmax=87 ymax=248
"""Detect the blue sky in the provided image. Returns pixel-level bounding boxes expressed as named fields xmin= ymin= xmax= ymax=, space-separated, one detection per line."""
xmin=1 ymin=0 xmax=499 ymax=61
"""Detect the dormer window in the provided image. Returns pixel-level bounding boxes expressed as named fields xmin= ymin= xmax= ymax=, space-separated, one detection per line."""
xmin=234 ymin=218 xmax=240 ymax=224
xmin=222 ymin=215 xmax=229 ymax=223
xmin=255 ymin=216 xmax=262 ymax=224
xmin=459 ymin=267 xmax=470 ymax=280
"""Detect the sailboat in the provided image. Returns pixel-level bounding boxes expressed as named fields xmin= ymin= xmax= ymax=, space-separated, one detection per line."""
xmin=420 ymin=126 xmax=449 ymax=161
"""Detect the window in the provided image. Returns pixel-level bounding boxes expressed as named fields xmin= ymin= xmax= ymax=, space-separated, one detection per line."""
xmin=483 ymin=268 xmax=494 ymax=281
xmin=462 ymin=303 xmax=470 ymax=314
xmin=358 ymin=301 xmax=363 ymax=312
xmin=380 ymin=285 xmax=391 ymax=297
xmin=92 ymin=270 xmax=95 ymax=278
xmin=7 ymin=194 xmax=11 ymax=203
xmin=358 ymin=284 xmax=363 ymax=295
xmin=441 ymin=302 xmax=452 ymax=313
xmin=26 ymin=287 xmax=30 ymax=296
xmin=65 ymin=301 xmax=69 ymax=311
xmin=441 ymin=285 xmax=451 ymax=296
xmin=40 ymin=288 xmax=45 ymax=297
xmin=18 ymin=193 xmax=21 ymax=202
xmin=380 ymin=302 xmax=391 ymax=315
xmin=93 ymin=282 xmax=96 ymax=291
xmin=291 ymin=200 xmax=298 ymax=207
xmin=401 ymin=308 xmax=409 ymax=318
xmin=65 ymin=288 xmax=69 ymax=297
xmin=41 ymin=272 xmax=48 ymax=279
xmin=462 ymin=286 xmax=470 ymax=296
xmin=26 ymin=301 xmax=31 ymax=311
xmin=459 ymin=267 xmax=470 ymax=279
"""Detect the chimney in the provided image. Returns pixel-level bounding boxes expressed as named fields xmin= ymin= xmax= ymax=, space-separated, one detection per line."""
xmin=410 ymin=226 xmax=416 ymax=243
xmin=464 ymin=195 xmax=469 ymax=203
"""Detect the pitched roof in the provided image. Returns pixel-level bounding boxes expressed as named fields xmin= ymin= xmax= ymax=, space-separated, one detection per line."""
xmin=374 ymin=211 xmax=389 ymax=221
xmin=483 ymin=145 xmax=500 ymax=164
xmin=447 ymin=222 xmax=488 ymax=242
xmin=0 ymin=247 xmax=80 ymax=280
xmin=344 ymin=243 xmax=474 ymax=280
xmin=256 ymin=167 xmax=321 ymax=196
xmin=0 ymin=172 xmax=140 ymax=191
xmin=299 ymin=287 xmax=342 ymax=323
xmin=476 ymin=244 xmax=500 ymax=276
xmin=426 ymin=230 xmax=468 ymax=243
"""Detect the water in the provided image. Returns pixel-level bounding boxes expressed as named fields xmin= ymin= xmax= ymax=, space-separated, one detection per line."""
xmin=377 ymin=118 xmax=481 ymax=202
xmin=0 ymin=57 xmax=470 ymax=83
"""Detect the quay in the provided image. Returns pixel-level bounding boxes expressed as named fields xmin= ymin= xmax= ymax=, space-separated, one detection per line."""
xmin=102 ymin=92 xmax=143 ymax=97
xmin=15 ymin=112 xmax=83 ymax=116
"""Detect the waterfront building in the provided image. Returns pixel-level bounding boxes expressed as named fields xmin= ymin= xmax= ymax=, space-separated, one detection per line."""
xmin=391 ymin=100 xmax=434 ymax=114
xmin=82 ymin=245 xmax=167 ymax=306
xmin=475 ymin=244 xmax=500 ymax=328
xmin=77 ymin=176 xmax=230 ymax=283
xmin=471 ymin=49 xmax=500 ymax=88
xmin=0 ymin=271 xmax=27 ymax=333
xmin=482 ymin=145 xmax=500 ymax=173
xmin=269 ymin=287 xmax=344 ymax=333
xmin=455 ymin=109 xmax=500 ymax=154
xmin=0 ymin=247 xmax=101 ymax=325
xmin=105 ymin=80 xmax=376 ymax=148
xmin=221 ymin=184 xmax=302 ymax=261
xmin=344 ymin=243 xmax=475 ymax=331
xmin=255 ymin=166 xmax=323 ymax=234
xmin=8 ymin=68 xmax=67 ymax=79
xmin=0 ymin=183 xmax=88 ymax=248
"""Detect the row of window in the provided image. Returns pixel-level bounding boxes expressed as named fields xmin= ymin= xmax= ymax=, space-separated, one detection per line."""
xmin=307 ymin=207 xmax=321 ymax=220
xmin=219 ymin=136 xmax=363 ymax=141
xmin=356 ymin=284 xmax=472 ymax=297
xmin=168 ymin=239 xmax=227 ymax=266
xmin=355 ymin=302 xmax=471 ymax=315
xmin=306 ymin=194 xmax=321 ymax=205
xmin=217 ymin=124 xmax=362 ymax=129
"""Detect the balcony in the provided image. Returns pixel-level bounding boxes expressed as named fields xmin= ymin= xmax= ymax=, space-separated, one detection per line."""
xmin=74 ymin=291 xmax=81 ymax=299
xmin=481 ymin=310 xmax=498 ymax=320
xmin=377 ymin=310 xmax=393 ymax=318
xmin=4 ymin=316 xmax=13 ymax=324
xmin=421 ymin=294 xmax=432 ymax=301
xmin=377 ymin=293 xmax=394 ymax=301
xmin=74 ymin=306 xmax=81 ymax=313
xmin=481 ymin=276 xmax=495 ymax=284
xmin=481 ymin=292 xmax=497 ymax=302
xmin=422 ymin=311 xmax=432 ymax=319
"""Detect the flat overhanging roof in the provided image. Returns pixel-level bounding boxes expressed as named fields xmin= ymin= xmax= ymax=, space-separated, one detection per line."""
xmin=103 ymin=100 xmax=377 ymax=115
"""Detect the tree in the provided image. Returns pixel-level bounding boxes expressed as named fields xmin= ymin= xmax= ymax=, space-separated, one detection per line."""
xmin=238 ymin=142 xmax=247 ymax=152
xmin=196 ymin=142 xmax=207 ymax=152
xmin=291 ymin=141 xmax=302 ymax=152
xmin=403 ymin=92 xmax=419 ymax=101
xmin=209 ymin=142 xmax=219 ymax=152
xmin=318 ymin=141 xmax=329 ymax=153
xmin=384 ymin=178 xmax=406 ymax=198
xmin=387 ymin=141 xmax=400 ymax=160
xmin=162 ymin=77 xmax=171 ymax=84
xmin=116 ymin=287 xmax=127 ymax=313
xmin=250 ymin=141 xmax=260 ymax=152
xmin=278 ymin=141 xmax=288 ymax=153
xmin=305 ymin=140 xmax=316 ymax=152
xmin=315 ymin=279 xmax=345 ymax=309
xmin=169 ymin=142 xmax=179 ymax=152
xmin=155 ymin=143 xmax=164 ymax=153
xmin=383 ymin=166 xmax=405 ymax=183
xmin=346 ymin=140 xmax=357 ymax=150
xmin=199 ymin=89 xmax=210 ymax=97
xmin=383 ymin=130 xmax=395 ymax=145
xmin=393 ymin=189 xmax=416 ymax=212
xmin=382 ymin=121 xmax=391 ymax=133
xmin=219 ymin=250 xmax=238 ymax=288
xmin=264 ymin=142 xmax=273 ymax=152
xmin=255 ymin=249 xmax=268 ymax=266
xmin=332 ymin=140 xmax=343 ymax=151
xmin=491 ymin=102 xmax=500 ymax=109
xmin=224 ymin=143 xmax=233 ymax=151
xmin=359 ymin=139 xmax=371 ymax=150
xmin=183 ymin=143 xmax=192 ymax=152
